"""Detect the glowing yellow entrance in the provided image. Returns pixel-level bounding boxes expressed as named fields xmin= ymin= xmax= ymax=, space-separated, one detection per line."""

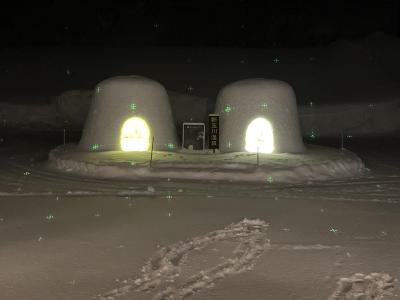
xmin=120 ymin=117 xmax=150 ymax=151
xmin=245 ymin=118 xmax=274 ymax=153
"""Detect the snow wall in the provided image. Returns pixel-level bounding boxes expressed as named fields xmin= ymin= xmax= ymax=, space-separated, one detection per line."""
xmin=79 ymin=76 xmax=178 ymax=152
xmin=215 ymin=79 xmax=305 ymax=153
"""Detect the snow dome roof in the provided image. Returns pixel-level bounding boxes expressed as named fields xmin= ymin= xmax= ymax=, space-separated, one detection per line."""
xmin=214 ymin=79 xmax=305 ymax=153
xmin=79 ymin=76 xmax=178 ymax=152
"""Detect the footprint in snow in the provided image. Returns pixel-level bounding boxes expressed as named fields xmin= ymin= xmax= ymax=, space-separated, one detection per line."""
xmin=328 ymin=272 xmax=396 ymax=300
xmin=98 ymin=219 xmax=270 ymax=300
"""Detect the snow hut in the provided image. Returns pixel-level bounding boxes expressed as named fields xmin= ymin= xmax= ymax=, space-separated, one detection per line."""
xmin=214 ymin=79 xmax=305 ymax=153
xmin=79 ymin=76 xmax=178 ymax=152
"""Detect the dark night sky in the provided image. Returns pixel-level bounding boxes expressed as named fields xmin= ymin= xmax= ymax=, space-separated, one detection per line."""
xmin=1 ymin=0 xmax=399 ymax=48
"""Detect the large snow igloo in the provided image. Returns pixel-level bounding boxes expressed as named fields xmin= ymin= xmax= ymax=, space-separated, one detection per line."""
xmin=214 ymin=79 xmax=305 ymax=153
xmin=79 ymin=76 xmax=178 ymax=152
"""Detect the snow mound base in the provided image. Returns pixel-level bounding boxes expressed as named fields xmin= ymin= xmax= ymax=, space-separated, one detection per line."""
xmin=99 ymin=219 xmax=269 ymax=300
xmin=328 ymin=272 xmax=396 ymax=300
xmin=48 ymin=144 xmax=365 ymax=183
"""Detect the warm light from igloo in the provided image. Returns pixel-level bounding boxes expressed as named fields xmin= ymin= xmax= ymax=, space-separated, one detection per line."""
xmin=245 ymin=118 xmax=274 ymax=153
xmin=120 ymin=117 xmax=150 ymax=151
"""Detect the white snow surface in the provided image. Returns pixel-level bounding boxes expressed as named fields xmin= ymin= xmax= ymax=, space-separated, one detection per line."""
xmin=215 ymin=79 xmax=305 ymax=153
xmin=48 ymin=144 xmax=365 ymax=183
xmin=79 ymin=76 xmax=178 ymax=152
xmin=0 ymin=135 xmax=399 ymax=299
xmin=100 ymin=219 xmax=269 ymax=300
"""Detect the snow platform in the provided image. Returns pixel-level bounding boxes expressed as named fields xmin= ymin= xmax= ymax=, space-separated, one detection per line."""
xmin=48 ymin=144 xmax=366 ymax=184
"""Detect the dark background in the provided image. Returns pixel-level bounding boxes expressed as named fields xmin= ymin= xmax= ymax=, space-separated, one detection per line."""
xmin=1 ymin=0 xmax=399 ymax=48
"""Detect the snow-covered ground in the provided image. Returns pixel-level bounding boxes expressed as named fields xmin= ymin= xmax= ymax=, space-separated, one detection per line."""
xmin=48 ymin=143 xmax=365 ymax=183
xmin=0 ymin=133 xmax=399 ymax=299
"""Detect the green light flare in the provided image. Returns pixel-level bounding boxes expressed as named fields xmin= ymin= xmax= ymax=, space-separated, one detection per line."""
xmin=90 ymin=144 xmax=100 ymax=151
xmin=309 ymin=128 xmax=317 ymax=139
xmin=129 ymin=103 xmax=137 ymax=111
xmin=46 ymin=213 xmax=55 ymax=221
xmin=224 ymin=105 xmax=232 ymax=113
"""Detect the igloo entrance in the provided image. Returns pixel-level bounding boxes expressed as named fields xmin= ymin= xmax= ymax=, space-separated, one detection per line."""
xmin=120 ymin=117 xmax=151 ymax=152
xmin=245 ymin=118 xmax=274 ymax=153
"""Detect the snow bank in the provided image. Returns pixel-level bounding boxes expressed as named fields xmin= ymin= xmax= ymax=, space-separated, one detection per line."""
xmin=299 ymin=98 xmax=400 ymax=137
xmin=54 ymin=87 xmax=399 ymax=138
xmin=51 ymin=88 xmax=400 ymax=138
xmin=167 ymin=90 xmax=209 ymax=134
xmin=54 ymin=89 xmax=93 ymax=126
xmin=51 ymin=89 xmax=209 ymax=130
xmin=0 ymin=102 xmax=59 ymax=129
xmin=2 ymin=33 xmax=400 ymax=135
xmin=48 ymin=144 xmax=365 ymax=183
xmin=1 ymin=96 xmax=399 ymax=138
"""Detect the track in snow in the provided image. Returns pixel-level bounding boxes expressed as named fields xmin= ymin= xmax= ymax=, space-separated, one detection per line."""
xmin=99 ymin=219 xmax=270 ymax=300
xmin=328 ymin=272 xmax=396 ymax=300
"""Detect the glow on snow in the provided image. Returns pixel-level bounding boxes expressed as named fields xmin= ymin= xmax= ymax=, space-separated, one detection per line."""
xmin=245 ymin=117 xmax=274 ymax=153
xmin=120 ymin=117 xmax=150 ymax=151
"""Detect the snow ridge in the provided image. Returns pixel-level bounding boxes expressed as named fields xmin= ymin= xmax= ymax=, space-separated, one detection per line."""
xmin=99 ymin=219 xmax=269 ymax=300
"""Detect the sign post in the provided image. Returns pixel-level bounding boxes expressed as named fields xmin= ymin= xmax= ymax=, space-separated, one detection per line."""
xmin=208 ymin=114 xmax=219 ymax=153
